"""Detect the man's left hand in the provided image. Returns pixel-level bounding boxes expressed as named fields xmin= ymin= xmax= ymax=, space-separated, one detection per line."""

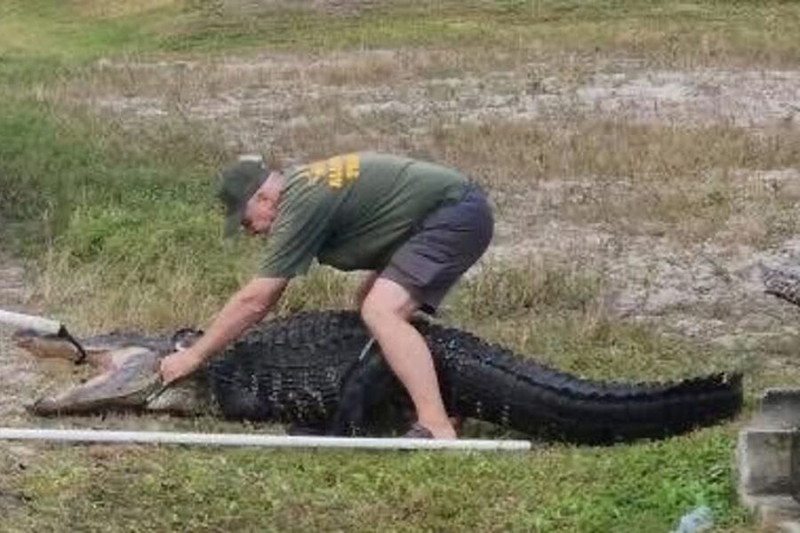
xmin=160 ymin=348 xmax=204 ymax=385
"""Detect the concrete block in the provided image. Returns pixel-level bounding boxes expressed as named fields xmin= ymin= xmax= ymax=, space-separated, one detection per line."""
xmin=737 ymin=388 xmax=800 ymax=530
xmin=738 ymin=429 xmax=796 ymax=497
xmin=753 ymin=389 xmax=800 ymax=429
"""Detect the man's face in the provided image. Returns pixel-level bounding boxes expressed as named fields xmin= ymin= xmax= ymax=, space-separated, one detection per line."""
xmin=241 ymin=189 xmax=278 ymax=236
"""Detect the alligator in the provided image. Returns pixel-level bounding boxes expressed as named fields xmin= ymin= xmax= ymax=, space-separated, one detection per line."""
xmin=12 ymin=310 xmax=743 ymax=444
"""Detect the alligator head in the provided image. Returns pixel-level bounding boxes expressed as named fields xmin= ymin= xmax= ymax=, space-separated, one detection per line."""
xmin=12 ymin=327 xmax=212 ymax=416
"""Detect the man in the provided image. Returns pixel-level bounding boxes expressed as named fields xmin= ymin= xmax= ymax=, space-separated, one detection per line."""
xmin=159 ymin=152 xmax=494 ymax=439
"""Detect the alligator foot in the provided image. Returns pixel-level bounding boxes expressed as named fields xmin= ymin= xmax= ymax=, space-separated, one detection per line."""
xmin=327 ymin=340 xmax=400 ymax=436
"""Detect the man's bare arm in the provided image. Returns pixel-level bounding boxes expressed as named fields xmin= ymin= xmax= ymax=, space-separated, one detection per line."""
xmin=160 ymin=276 xmax=288 ymax=384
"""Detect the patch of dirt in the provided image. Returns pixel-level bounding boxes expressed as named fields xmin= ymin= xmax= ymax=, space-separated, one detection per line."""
xmin=0 ymin=486 xmax=30 ymax=515
xmin=485 ymin=168 xmax=800 ymax=353
xmin=0 ymin=254 xmax=42 ymax=423
xmin=81 ymin=56 xmax=800 ymax=149
xmin=490 ymin=218 xmax=800 ymax=345
xmin=0 ymin=253 xmax=45 ymax=475
xmin=221 ymin=0 xmax=379 ymax=14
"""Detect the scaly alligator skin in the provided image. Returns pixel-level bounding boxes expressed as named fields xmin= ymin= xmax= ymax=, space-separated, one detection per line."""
xmin=14 ymin=310 xmax=743 ymax=444
xmin=762 ymin=265 xmax=800 ymax=308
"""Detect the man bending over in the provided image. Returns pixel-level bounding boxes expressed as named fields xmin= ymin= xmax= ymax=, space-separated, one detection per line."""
xmin=159 ymin=152 xmax=493 ymax=439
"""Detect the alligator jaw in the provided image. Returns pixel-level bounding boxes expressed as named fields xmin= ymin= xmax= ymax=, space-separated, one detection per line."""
xmin=28 ymin=347 xmax=162 ymax=415
xmin=13 ymin=329 xmax=122 ymax=370
xmin=12 ymin=329 xmax=84 ymax=363
xmin=13 ymin=329 xmax=143 ymax=371
xmin=17 ymin=327 xmax=210 ymax=417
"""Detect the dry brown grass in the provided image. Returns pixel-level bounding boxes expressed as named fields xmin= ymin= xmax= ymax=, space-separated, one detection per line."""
xmin=428 ymin=120 xmax=800 ymax=244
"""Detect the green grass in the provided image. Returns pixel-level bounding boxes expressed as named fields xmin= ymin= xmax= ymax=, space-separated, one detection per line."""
xmin=2 ymin=0 xmax=800 ymax=64
xmin=150 ymin=0 xmax=800 ymax=67
xmin=0 ymin=3 xmax=161 ymax=65
xmin=1 ymin=427 xmax=751 ymax=533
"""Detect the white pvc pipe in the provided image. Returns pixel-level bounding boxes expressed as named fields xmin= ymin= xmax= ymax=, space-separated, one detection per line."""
xmin=0 ymin=309 xmax=62 ymax=335
xmin=0 ymin=428 xmax=531 ymax=451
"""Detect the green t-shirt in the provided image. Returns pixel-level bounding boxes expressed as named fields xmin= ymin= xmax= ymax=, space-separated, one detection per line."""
xmin=258 ymin=152 xmax=468 ymax=278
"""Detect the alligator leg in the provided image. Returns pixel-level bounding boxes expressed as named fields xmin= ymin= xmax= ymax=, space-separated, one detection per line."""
xmin=327 ymin=341 xmax=401 ymax=436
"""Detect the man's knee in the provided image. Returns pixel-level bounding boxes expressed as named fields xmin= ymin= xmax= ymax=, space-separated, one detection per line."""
xmin=360 ymin=295 xmax=402 ymax=331
xmin=360 ymin=278 xmax=417 ymax=329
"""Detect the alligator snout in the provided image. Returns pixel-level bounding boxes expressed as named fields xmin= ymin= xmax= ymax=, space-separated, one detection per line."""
xmin=25 ymin=346 xmax=164 ymax=415
xmin=14 ymin=327 xmax=204 ymax=415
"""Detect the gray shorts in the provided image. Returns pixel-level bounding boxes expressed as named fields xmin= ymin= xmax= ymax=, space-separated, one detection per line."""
xmin=380 ymin=183 xmax=494 ymax=314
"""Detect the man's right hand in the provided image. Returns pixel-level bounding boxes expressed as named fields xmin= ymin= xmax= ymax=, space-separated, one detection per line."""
xmin=157 ymin=277 xmax=288 ymax=385
xmin=159 ymin=348 xmax=204 ymax=385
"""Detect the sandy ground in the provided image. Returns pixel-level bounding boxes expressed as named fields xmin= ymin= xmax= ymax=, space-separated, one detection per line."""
xmin=0 ymin=254 xmax=45 ymax=481
xmin=87 ymin=59 xmax=800 ymax=147
xmin=0 ymin=254 xmax=42 ymax=423
xmin=487 ymin=191 xmax=800 ymax=347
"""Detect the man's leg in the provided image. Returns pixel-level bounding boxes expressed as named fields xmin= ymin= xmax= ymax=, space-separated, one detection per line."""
xmin=360 ymin=278 xmax=456 ymax=439
xmin=355 ymin=270 xmax=379 ymax=308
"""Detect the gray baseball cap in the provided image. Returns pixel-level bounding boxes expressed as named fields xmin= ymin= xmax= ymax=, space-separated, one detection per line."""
xmin=216 ymin=157 xmax=268 ymax=237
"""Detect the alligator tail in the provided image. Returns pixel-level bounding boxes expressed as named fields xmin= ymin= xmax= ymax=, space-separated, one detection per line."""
xmin=426 ymin=324 xmax=743 ymax=444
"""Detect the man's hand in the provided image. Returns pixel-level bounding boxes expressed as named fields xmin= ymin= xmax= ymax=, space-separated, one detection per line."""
xmin=160 ymin=348 xmax=204 ymax=385
xmin=157 ymin=277 xmax=288 ymax=386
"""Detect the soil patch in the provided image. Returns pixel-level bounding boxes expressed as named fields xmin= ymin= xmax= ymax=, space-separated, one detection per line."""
xmin=0 ymin=254 xmax=42 ymax=423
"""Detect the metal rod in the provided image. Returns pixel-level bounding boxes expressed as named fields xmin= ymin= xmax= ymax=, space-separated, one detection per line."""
xmin=0 ymin=428 xmax=531 ymax=451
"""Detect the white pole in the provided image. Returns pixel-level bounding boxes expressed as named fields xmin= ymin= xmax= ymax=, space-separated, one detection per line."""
xmin=0 ymin=309 xmax=63 ymax=335
xmin=0 ymin=428 xmax=531 ymax=451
